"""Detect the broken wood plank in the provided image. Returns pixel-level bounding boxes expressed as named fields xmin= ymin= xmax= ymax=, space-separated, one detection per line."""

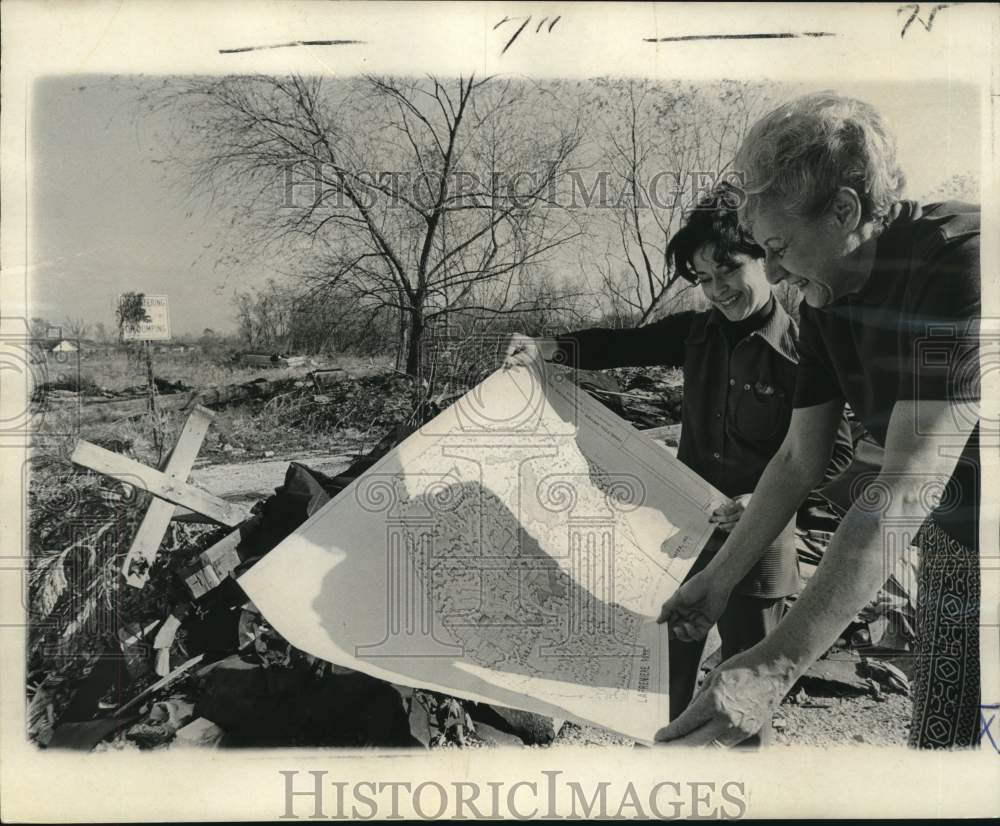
xmin=240 ymin=353 xmax=284 ymax=367
xmin=71 ymin=440 xmax=249 ymax=527
xmin=121 ymin=406 xmax=216 ymax=587
xmin=48 ymin=717 xmax=136 ymax=751
xmin=77 ymin=391 xmax=200 ymax=422
xmin=153 ymin=614 xmax=183 ymax=676
xmin=178 ymin=529 xmax=243 ymax=599
xmin=113 ymin=654 xmax=205 ymax=718
xmin=310 ymin=367 xmax=392 ymax=389
xmin=195 ymin=379 xmax=282 ymax=407
xmin=76 ymin=377 xmax=290 ymax=422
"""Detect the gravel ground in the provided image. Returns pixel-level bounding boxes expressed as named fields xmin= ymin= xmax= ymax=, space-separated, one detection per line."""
xmin=538 ymin=690 xmax=912 ymax=749
xmin=775 ymin=692 xmax=911 ymax=747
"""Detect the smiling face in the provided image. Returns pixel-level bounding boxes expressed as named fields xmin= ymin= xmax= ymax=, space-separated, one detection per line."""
xmin=746 ymin=196 xmax=871 ymax=308
xmin=691 ymin=244 xmax=771 ymax=322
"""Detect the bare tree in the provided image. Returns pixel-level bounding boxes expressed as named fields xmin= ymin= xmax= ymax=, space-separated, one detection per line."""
xmin=587 ymin=79 xmax=774 ymax=324
xmin=233 ymin=278 xmax=296 ymax=351
xmin=234 ymin=278 xmax=382 ymax=355
xmin=160 ymin=74 xmax=587 ymax=375
xmin=922 ymin=171 xmax=980 ymax=203
xmin=62 ymin=316 xmax=90 ymax=341
xmin=115 ymin=293 xmax=150 ymax=342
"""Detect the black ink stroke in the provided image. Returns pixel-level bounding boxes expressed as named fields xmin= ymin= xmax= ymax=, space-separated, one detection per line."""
xmin=643 ymin=32 xmax=836 ymax=43
xmin=219 ymin=40 xmax=365 ymax=55
xmin=494 ymin=15 xmax=561 ymax=55
xmin=979 ymin=705 xmax=999 ymax=753
xmin=898 ymin=4 xmax=951 ymax=38
xmin=500 ymin=16 xmax=532 ymax=54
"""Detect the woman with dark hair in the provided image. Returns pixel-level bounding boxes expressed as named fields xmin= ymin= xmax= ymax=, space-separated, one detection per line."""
xmin=505 ymin=185 xmax=853 ymax=737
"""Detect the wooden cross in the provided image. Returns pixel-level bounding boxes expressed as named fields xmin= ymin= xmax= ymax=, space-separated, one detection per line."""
xmin=70 ymin=405 xmax=250 ymax=588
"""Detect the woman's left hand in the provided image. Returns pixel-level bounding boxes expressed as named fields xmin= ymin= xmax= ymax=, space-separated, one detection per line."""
xmin=708 ymin=495 xmax=751 ymax=533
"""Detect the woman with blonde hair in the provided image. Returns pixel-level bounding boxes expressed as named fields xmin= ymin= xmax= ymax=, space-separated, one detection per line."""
xmin=658 ymin=92 xmax=981 ymax=749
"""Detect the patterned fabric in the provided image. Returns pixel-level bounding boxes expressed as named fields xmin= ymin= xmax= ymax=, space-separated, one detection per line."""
xmin=908 ymin=519 xmax=981 ymax=748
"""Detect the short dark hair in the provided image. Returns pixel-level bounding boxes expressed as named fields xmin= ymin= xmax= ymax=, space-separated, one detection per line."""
xmin=667 ymin=184 xmax=764 ymax=283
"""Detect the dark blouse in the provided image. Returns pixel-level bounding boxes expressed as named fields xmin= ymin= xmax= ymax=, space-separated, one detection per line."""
xmin=551 ymin=296 xmax=855 ymax=597
xmin=793 ymin=200 xmax=980 ymax=549
xmin=552 ymin=297 xmax=854 ymax=498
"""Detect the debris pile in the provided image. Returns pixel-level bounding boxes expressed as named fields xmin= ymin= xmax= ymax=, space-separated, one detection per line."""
xmin=27 ymin=362 xmax=912 ymax=751
xmin=237 ymin=352 xmax=311 ymax=369
xmin=29 ymin=377 xmax=573 ymax=751
xmin=579 ymin=366 xmax=684 ymax=430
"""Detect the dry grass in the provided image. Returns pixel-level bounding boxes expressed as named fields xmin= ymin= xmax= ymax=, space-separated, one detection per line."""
xmin=66 ymin=349 xmax=392 ymax=394
xmin=32 ymin=349 xmax=399 ymax=463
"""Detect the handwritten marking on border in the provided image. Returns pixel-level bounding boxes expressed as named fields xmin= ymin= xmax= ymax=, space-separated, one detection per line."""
xmin=219 ymin=40 xmax=365 ymax=55
xmin=897 ymin=4 xmax=951 ymax=38
xmin=494 ymin=15 xmax=561 ymax=55
xmin=643 ymin=32 xmax=836 ymax=43
xmin=979 ymin=705 xmax=999 ymax=753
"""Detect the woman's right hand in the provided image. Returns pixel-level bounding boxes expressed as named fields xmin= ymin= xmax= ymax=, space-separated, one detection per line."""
xmin=656 ymin=570 xmax=732 ymax=642
xmin=503 ymin=333 xmax=553 ymax=369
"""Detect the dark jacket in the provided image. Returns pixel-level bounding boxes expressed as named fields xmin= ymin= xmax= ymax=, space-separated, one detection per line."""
xmin=553 ymin=297 xmax=855 ymax=497
xmin=552 ymin=296 xmax=855 ymax=597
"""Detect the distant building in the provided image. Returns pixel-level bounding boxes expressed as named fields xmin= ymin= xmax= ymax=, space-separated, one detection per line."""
xmin=51 ymin=340 xmax=78 ymax=354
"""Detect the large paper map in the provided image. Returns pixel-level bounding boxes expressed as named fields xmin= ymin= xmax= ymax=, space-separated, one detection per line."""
xmin=239 ymin=364 xmax=724 ymax=744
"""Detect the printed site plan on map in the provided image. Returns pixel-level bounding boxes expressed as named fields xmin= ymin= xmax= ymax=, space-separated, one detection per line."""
xmin=239 ymin=363 xmax=724 ymax=743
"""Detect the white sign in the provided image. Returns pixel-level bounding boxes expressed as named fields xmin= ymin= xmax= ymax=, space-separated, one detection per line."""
xmin=240 ymin=365 xmax=722 ymax=744
xmin=117 ymin=294 xmax=171 ymax=341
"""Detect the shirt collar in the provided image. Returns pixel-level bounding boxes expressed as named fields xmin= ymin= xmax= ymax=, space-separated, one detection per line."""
xmin=690 ymin=296 xmax=799 ymax=364
xmin=832 ymin=201 xmax=917 ymax=308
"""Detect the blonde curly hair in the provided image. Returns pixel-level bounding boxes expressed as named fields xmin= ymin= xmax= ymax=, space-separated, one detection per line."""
xmin=735 ymin=92 xmax=906 ymax=234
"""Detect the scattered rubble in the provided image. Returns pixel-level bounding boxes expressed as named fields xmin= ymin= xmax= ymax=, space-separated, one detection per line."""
xmin=125 ymin=698 xmax=195 ymax=748
xmin=238 ymin=353 xmax=311 ymax=369
xmin=172 ymin=717 xmax=226 ymax=748
xmin=467 ymin=704 xmax=564 ymax=746
xmin=580 ymin=366 xmax=684 ymax=429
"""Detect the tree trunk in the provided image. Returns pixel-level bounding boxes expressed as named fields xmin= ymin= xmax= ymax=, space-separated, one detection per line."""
xmin=404 ymin=308 xmax=424 ymax=377
xmin=394 ymin=288 xmax=409 ymax=372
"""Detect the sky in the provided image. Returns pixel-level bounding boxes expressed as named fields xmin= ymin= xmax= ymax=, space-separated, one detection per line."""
xmin=29 ymin=76 xmax=256 ymax=337
xmin=29 ymin=75 xmax=982 ymax=338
